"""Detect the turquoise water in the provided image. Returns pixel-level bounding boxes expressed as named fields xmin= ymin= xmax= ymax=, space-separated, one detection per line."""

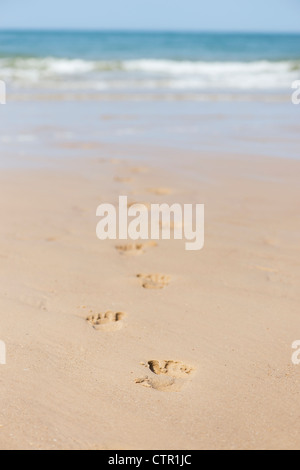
xmin=1 ymin=31 xmax=300 ymax=61
xmin=0 ymin=31 xmax=299 ymax=167
xmin=1 ymin=31 xmax=300 ymax=92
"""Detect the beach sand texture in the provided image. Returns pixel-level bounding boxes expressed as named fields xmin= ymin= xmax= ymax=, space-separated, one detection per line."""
xmin=0 ymin=146 xmax=300 ymax=450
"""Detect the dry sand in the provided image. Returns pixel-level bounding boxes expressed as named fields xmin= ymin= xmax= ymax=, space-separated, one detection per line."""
xmin=0 ymin=145 xmax=300 ymax=450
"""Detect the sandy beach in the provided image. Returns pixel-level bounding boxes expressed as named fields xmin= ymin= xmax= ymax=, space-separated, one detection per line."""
xmin=0 ymin=141 xmax=300 ymax=450
xmin=1 ymin=24 xmax=300 ymax=451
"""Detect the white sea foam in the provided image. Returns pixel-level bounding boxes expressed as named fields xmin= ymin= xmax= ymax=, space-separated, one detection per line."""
xmin=0 ymin=57 xmax=299 ymax=91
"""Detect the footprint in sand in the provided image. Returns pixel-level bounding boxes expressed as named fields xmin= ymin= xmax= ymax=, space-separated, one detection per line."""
xmin=116 ymin=241 xmax=157 ymax=256
xmin=45 ymin=236 xmax=58 ymax=242
xmin=147 ymin=187 xmax=172 ymax=196
xmin=263 ymin=236 xmax=279 ymax=247
xmin=135 ymin=360 xmax=195 ymax=392
xmin=137 ymin=274 xmax=171 ymax=289
xmin=252 ymin=265 xmax=278 ymax=274
xmin=114 ymin=176 xmax=133 ymax=183
xmin=160 ymin=220 xmax=183 ymax=231
xmin=148 ymin=360 xmax=194 ymax=377
xmin=130 ymin=166 xmax=149 ymax=174
xmin=86 ymin=311 xmax=126 ymax=331
xmin=127 ymin=201 xmax=150 ymax=211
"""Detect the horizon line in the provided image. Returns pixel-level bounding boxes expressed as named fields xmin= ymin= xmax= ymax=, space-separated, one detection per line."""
xmin=1 ymin=27 xmax=300 ymax=35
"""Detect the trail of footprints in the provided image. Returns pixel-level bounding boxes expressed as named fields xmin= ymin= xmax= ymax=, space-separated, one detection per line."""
xmin=85 ymin=189 xmax=195 ymax=392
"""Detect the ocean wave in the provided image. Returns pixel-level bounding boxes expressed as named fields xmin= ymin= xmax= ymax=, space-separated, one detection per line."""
xmin=1 ymin=57 xmax=299 ymax=90
xmin=123 ymin=58 xmax=300 ymax=74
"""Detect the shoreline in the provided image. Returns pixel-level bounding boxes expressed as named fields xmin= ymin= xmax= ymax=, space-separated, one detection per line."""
xmin=2 ymin=98 xmax=299 ymax=163
xmin=6 ymin=91 xmax=292 ymax=103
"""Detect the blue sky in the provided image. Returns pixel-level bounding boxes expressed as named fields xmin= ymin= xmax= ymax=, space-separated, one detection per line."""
xmin=1 ymin=0 xmax=300 ymax=32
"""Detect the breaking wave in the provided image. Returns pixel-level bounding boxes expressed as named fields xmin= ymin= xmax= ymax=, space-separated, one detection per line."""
xmin=1 ymin=57 xmax=299 ymax=91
